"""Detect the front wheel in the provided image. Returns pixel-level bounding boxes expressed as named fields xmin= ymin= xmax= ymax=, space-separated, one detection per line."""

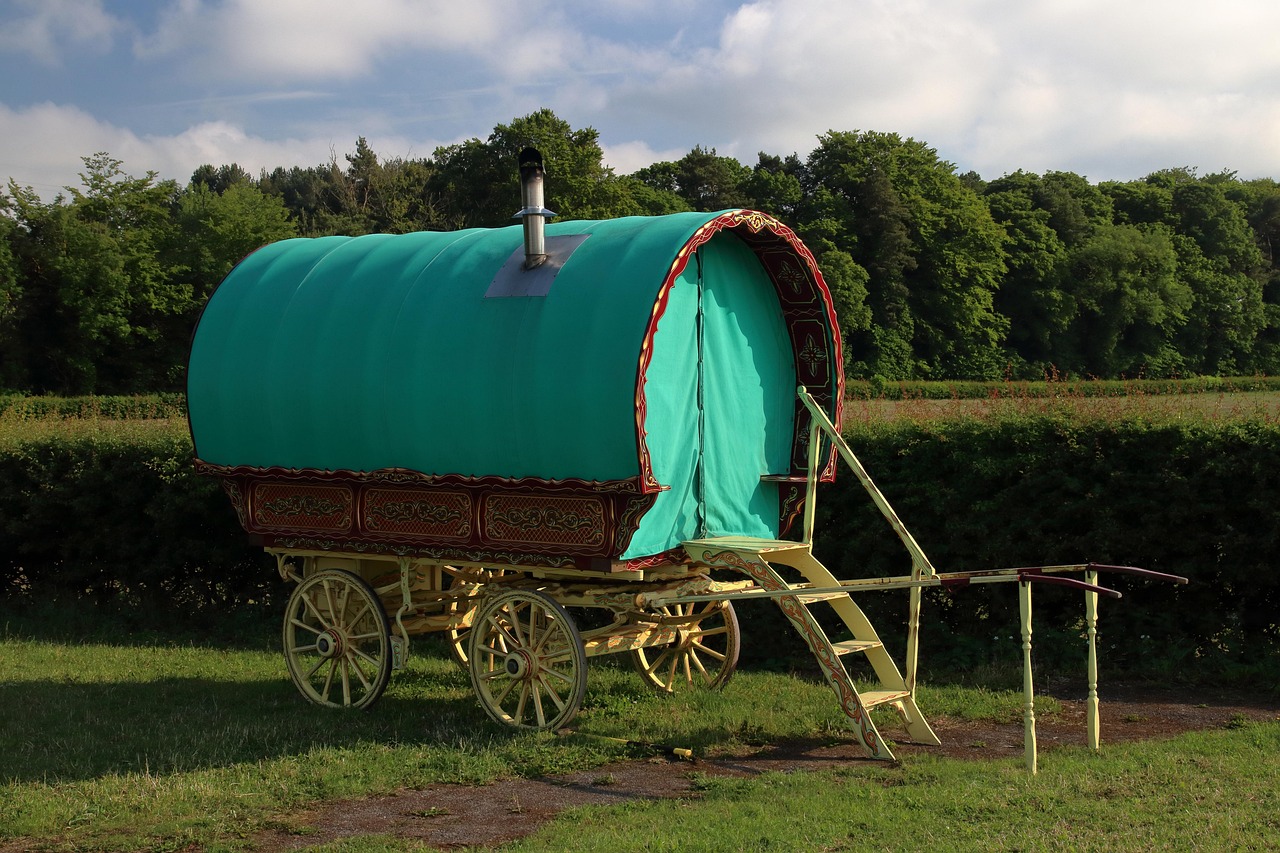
xmin=632 ymin=600 xmax=740 ymax=694
xmin=282 ymin=569 xmax=392 ymax=709
xmin=467 ymin=589 xmax=587 ymax=731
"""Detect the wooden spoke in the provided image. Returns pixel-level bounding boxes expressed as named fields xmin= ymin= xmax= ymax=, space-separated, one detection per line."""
xmin=282 ymin=569 xmax=392 ymax=710
xmin=632 ymin=600 xmax=741 ymax=695
xmin=467 ymin=589 xmax=587 ymax=731
xmin=321 ymin=659 xmax=336 ymax=701
xmin=444 ymin=568 xmax=512 ymax=669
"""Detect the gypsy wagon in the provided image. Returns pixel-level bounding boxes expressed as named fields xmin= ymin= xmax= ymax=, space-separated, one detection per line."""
xmin=188 ymin=151 xmax=1182 ymax=766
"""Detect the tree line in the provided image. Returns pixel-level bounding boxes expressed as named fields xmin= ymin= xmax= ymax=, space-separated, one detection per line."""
xmin=2 ymin=108 xmax=1278 ymax=394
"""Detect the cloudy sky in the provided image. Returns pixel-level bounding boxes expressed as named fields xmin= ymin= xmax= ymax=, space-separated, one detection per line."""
xmin=2 ymin=0 xmax=1277 ymax=199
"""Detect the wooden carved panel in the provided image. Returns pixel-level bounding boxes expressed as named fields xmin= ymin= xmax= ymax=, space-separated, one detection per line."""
xmin=252 ymin=483 xmax=353 ymax=533
xmin=362 ymin=489 xmax=471 ymax=540
xmin=482 ymin=494 xmax=607 ymax=549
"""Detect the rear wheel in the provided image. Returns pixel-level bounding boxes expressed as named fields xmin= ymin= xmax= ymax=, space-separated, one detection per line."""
xmin=282 ymin=569 xmax=392 ymax=709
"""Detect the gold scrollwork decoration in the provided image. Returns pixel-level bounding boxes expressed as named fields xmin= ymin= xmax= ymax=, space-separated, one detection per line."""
xmin=260 ymin=495 xmax=347 ymax=518
xmin=367 ymin=500 xmax=462 ymax=529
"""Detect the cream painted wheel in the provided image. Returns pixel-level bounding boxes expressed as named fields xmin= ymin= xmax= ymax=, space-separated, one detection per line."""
xmin=467 ymin=589 xmax=587 ymax=731
xmin=282 ymin=569 xmax=392 ymax=709
xmin=632 ymin=600 xmax=740 ymax=694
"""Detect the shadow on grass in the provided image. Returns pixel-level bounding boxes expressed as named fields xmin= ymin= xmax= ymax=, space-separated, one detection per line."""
xmin=0 ymin=600 xmax=284 ymax=651
xmin=0 ymin=663 xmax=504 ymax=784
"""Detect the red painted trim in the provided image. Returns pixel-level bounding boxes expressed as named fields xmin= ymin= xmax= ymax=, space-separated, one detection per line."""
xmin=634 ymin=210 xmax=845 ymax=528
xmin=199 ymin=461 xmax=658 ymax=565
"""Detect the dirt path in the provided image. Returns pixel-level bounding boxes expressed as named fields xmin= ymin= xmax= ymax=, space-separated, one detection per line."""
xmin=250 ymin=687 xmax=1279 ymax=851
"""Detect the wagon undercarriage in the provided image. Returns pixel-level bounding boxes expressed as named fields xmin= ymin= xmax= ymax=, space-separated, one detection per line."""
xmin=274 ymin=547 xmax=753 ymax=726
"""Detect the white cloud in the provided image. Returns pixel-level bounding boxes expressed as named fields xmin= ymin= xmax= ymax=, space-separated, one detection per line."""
xmin=600 ymin=140 xmax=688 ymax=175
xmin=581 ymin=0 xmax=1280 ymax=180
xmin=4 ymin=0 xmax=1278 ymax=197
xmin=0 ymin=102 xmax=136 ymax=197
xmin=0 ymin=102 xmax=454 ymax=199
xmin=0 ymin=0 xmax=121 ymax=65
xmin=136 ymin=0 xmax=507 ymax=81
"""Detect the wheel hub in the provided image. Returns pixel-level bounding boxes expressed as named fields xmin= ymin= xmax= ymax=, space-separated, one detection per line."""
xmin=504 ymin=650 xmax=533 ymax=678
xmin=316 ymin=629 xmax=344 ymax=659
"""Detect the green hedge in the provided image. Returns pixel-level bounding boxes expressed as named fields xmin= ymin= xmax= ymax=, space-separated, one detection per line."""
xmin=845 ymin=375 xmax=1280 ymax=400
xmin=800 ymin=414 xmax=1280 ymax=682
xmin=1 ymin=414 xmax=1276 ymax=682
xmin=0 ymin=425 xmax=275 ymax=636
xmin=0 ymin=394 xmax=187 ymax=420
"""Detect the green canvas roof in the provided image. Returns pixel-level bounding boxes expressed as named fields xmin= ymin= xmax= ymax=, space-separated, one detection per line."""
xmin=188 ymin=209 xmax=842 ymax=558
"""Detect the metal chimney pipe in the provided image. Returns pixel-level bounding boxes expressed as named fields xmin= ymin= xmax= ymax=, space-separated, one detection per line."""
xmin=515 ymin=147 xmax=555 ymax=269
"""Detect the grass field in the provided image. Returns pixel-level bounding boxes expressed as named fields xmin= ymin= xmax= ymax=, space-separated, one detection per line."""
xmin=0 ymin=633 xmax=1275 ymax=852
xmin=844 ymin=388 xmax=1280 ymax=426
xmin=500 ymin=723 xmax=1280 ymax=853
xmin=6 ymin=387 xmax=1280 ymax=449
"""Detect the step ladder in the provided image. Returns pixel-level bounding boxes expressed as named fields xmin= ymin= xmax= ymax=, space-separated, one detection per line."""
xmin=686 ymin=387 xmax=945 ymax=760
xmin=683 ymin=536 xmax=939 ymax=761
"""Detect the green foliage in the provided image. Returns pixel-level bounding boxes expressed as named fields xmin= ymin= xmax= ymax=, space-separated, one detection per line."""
xmin=801 ymin=130 xmax=1009 ymax=380
xmin=3 ymin=156 xmax=186 ymax=392
xmin=1062 ymin=223 xmax=1187 ymax=375
xmin=173 ymin=180 xmax=296 ymax=289
xmin=631 ymin=145 xmax=753 ymax=211
xmin=2 ymin=155 xmax=296 ymax=394
xmin=0 ymin=393 xmax=185 ymax=419
xmin=844 ymin=375 xmax=1280 ymax=400
xmin=4 ymin=111 xmax=1280 ymax=397
xmin=428 ymin=109 xmax=636 ymax=227
xmin=0 ymin=418 xmax=274 ymax=623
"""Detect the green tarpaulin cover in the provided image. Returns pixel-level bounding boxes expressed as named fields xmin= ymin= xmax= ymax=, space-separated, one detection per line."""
xmin=189 ymin=210 xmax=836 ymax=559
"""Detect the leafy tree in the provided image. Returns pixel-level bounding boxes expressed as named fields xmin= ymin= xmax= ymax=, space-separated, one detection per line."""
xmin=256 ymin=164 xmax=336 ymax=233
xmin=4 ymin=155 xmax=185 ymax=392
xmin=801 ymin=131 xmax=1007 ymax=379
xmin=811 ymin=240 xmax=872 ymax=337
xmin=1036 ymin=171 xmax=1113 ymax=245
xmin=1234 ymin=179 xmax=1280 ymax=372
xmin=630 ymin=160 xmax=681 ymax=194
xmin=172 ymin=180 xmax=296 ymax=294
xmin=1104 ymin=179 xmax=1173 ymax=227
xmin=1102 ymin=173 xmax=1267 ymax=374
xmin=1059 ymin=223 xmax=1187 ymax=376
xmin=744 ymin=153 xmax=805 ymax=221
xmin=613 ymin=176 xmax=691 ymax=216
xmin=1168 ymin=182 xmax=1266 ymax=374
xmin=0 ymin=199 xmax=21 ymax=390
xmin=190 ymin=163 xmax=253 ymax=195
xmin=254 ymin=142 xmax=444 ymax=236
xmin=430 ymin=109 xmax=633 ymax=227
xmin=984 ymin=187 xmax=1071 ymax=373
xmin=632 ymin=146 xmax=752 ymax=212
